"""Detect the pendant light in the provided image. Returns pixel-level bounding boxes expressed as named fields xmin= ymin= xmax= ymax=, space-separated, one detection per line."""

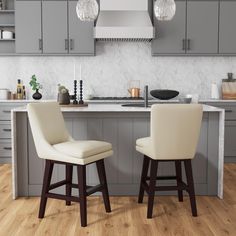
xmin=76 ymin=0 xmax=99 ymax=22
xmin=154 ymin=0 xmax=176 ymax=21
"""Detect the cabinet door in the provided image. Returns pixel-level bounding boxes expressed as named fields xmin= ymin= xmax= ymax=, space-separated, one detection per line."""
xmin=225 ymin=121 xmax=236 ymax=157
xmin=15 ymin=1 xmax=42 ymax=54
xmin=68 ymin=1 xmax=95 ymax=55
xmin=42 ymin=1 xmax=68 ymax=54
xmin=219 ymin=1 xmax=236 ymax=54
xmin=186 ymin=1 xmax=218 ymax=54
xmin=152 ymin=1 xmax=186 ymax=55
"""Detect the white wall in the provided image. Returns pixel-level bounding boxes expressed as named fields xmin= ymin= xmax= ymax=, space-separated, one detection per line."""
xmin=0 ymin=41 xmax=235 ymax=99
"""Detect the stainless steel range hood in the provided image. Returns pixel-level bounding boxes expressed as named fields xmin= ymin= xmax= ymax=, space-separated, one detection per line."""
xmin=95 ymin=0 xmax=154 ymax=41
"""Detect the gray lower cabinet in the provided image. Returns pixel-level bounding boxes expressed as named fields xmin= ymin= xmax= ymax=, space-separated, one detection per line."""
xmin=204 ymin=102 xmax=236 ymax=163
xmin=0 ymin=102 xmax=26 ymax=164
xmin=186 ymin=1 xmax=218 ymax=54
xmin=219 ymin=1 xmax=236 ymax=54
xmin=68 ymin=1 xmax=95 ymax=55
xmin=15 ymin=1 xmax=42 ymax=54
xmin=42 ymin=1 xmax=68 ymax=54
xmin=152 ymin=1 xmax=186 ymax=55
xmin=21 ymin=112 xmax=217 ymax=196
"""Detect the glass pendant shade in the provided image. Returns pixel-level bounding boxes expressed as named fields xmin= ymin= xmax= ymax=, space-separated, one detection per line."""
xmin=76 ymin=0 xmax=99 ymax=22
xmin=154 ymin=0 xmax=176 ymax=21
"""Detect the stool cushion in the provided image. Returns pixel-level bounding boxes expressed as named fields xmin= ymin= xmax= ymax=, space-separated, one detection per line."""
xmin=136 ymin=137 xmax=154 ymax=158
xmin=53 ymin=140 xmax=112 ymax=159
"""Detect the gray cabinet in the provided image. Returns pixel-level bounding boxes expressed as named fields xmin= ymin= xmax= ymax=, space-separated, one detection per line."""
xmin=0 ymin=102 xmax=26 ymax=164
xmin=42 ymin=1 xmax=68 ymax=54
xmin=68 ymin=1 xmax=95 ymax=55
xmin=152 ymin=1 xmax=186 ymax=55
xmin=186 ymin=1 xmax=218 ymax=54
xmin=152 ymin=0 xmax=219 ymax=56
xmin=15 ymin=1 xmax=42 ymax=54
xmin=219 ymin=1 xmax=236 ymax=54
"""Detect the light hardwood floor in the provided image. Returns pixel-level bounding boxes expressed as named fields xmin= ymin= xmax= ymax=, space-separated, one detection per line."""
xmin=0 ymin=164 xmax=236 ymax=236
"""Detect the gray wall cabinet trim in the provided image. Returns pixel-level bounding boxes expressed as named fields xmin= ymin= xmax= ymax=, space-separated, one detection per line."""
xmin=15 ymin=1 xmax=42 ymax=54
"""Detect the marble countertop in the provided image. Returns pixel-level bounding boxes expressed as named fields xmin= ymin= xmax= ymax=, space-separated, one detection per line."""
xmin=1 ymin=98 xmax=236 ymax=103
xmin=12 ymin=104 xmax=224 ymax=113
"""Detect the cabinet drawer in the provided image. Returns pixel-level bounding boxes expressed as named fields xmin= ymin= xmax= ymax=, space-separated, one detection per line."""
xmin=0 ymin=123 xmax=11 ymax=139
xmin=0 ymin=142 xmax=12 ymax=157
xmin=0 ymin=106 xmax=12 ymax=120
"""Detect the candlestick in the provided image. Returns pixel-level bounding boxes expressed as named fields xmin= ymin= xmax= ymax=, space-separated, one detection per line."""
xmin=73 ymin=80 xmax=78 ymax=104
xmin=79 ymin=80 xmax=84 ymax=104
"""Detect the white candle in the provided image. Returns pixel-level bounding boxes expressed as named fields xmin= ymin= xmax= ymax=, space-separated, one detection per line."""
xmin=74 ymin=62 xmax=76 ymax=81
xmin=80 ymin=64 xmax=82 ymax=81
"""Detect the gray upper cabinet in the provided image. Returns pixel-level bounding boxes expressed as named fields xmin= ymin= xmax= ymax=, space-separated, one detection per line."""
xmin=68 ymin=1 xmax=95 ymax=55
xmin=15 ymin=1 xmax=42 ymax=54
xmin=152 ymin=0 xmax=219 ymax=56
xmin=219 ymin=1 xmax=236 ymax=54
xmin=186 ymin=1 xmax=218 ymax=54
xmin=152 ymin=1 xmax=186 ymax=55
xmin=42 ymin=1 xmax=68 ymax=54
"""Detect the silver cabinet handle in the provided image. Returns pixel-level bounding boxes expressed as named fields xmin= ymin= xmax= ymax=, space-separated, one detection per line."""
xmin=3 ymin=147 xmax=12 ymax=150
xmin=2 ymin=110 xmax=10 ymax=113
xmin=70 ymin=39 xmax=73 ymax=50
xmin=182 ymin=39 xmax=185 ymax=51
xmin=39 ymin=39 xmax=42 ymax=50
xmin=225 ymin=109 xmax=233 ymax=113
xmin=3 ymin=129 xmax=11 ymax=132
xmin=65 ymin=39 xmax=69 ymax=50
xmin=187 ymin=39 xmax=191 ymax=50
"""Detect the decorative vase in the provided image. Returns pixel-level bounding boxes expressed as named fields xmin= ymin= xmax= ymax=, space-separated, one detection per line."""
xmin=32 ymin=89 xmax=42 ymax=100
xmin=57 ymin=92 xmax=70 ymax=105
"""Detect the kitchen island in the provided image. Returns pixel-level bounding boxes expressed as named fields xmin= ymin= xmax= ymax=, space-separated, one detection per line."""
xmin=11 ymin=104 xmax=224 ymax=199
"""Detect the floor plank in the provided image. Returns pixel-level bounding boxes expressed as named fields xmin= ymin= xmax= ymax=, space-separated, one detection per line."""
xmin=0 ymin=164 xmax=235 ymax=236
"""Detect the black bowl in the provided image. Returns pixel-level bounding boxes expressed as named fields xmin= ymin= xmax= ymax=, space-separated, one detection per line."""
xmin=150 ymin=89 xmax=179 ymax=100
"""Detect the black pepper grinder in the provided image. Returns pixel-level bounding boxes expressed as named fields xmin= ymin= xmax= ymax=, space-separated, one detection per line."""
xmin=73 ymin=80 xmax=78 ymax=104
xmin=79 ymin=80 xmax=84 ymax=104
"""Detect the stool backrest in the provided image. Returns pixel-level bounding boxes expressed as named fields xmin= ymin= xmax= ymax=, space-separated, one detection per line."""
xmin=27 ymin=102 xmax=71 ymax=156
xmin=151 ymin=104 xmax=203 ymax=160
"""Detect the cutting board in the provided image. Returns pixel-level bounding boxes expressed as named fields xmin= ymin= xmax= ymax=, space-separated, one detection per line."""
xmin=222 ymin=82 xmax=236 ymax=99
xmin=60 ymin=103 xmax=88 ymax=107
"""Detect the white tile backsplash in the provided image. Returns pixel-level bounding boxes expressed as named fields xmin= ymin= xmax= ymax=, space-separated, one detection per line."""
xmin=0 ymin=41 xmax=235 ymax=100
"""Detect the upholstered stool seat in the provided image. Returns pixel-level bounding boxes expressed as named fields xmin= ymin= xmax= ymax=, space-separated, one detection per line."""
xmin=27 ymin=102 xmax=113 ymax=227
xmin=136 ymin=104 xmax=203 ymax=219
xmin=53 ymin=140 xmax=113 ymax=165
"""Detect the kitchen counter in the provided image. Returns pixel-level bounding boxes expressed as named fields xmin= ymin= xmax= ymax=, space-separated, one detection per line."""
xmin=13 ymin=103 xmax=223 ymax=113
xmin=11 ymin=104 xmax=224 ymax=200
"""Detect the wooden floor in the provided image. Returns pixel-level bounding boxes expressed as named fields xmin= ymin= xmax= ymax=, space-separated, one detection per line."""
xmin=0 ymin=164 xmax=236 ymax=236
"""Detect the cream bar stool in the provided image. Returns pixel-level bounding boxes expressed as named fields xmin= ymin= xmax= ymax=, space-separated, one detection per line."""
xmin=136 ymin=104 xmax=203 ymax=218
xmin=27 ymin=102 xmax=113 ymax=227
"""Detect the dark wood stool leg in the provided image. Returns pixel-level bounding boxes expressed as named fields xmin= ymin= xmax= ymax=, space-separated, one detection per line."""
xmin=77 ymin=165 xmax=87 ymax=227
xmin=184 ymin=159 xmax=197 ymax=217
xmin=147 ymin=159 xmax=158 ymax=219
xmin=38 ymin=160 xmax=54 ymax=218
xmin=66 ymin=164 xmax=73 ymax=206
xmin=96 ymin=159 xmax=111 ymax=213
xmin=138 ymin=155 xmax=150 ymax=203
xmin=175 ymin=160 xmax=183 ymax=202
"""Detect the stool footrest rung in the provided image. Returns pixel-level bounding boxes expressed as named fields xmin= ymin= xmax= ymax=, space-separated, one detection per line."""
xmin=49 ymin=180 xmax=68 ymax=190
xmin=146 ymin=176 xmax=177 ymax=181
xmin=45 ymin=193 xmax=80 ymax=202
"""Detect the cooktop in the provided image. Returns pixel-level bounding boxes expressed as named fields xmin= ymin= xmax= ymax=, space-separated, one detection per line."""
xmin=90 ymin=97 xmax=144 ymax=100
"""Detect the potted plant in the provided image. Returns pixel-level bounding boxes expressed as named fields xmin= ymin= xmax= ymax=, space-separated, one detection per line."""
xmin=57 ymin=84 xmax=70 ymax=105
xmin=29 ymin=75 xmax=42 ymax=100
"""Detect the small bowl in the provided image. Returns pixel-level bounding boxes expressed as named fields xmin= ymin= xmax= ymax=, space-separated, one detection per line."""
xmin=179 ymin=97 xmax=192 ymax=104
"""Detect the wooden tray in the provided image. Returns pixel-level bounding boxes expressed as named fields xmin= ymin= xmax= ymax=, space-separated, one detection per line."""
xmin=60 ymin=103 xmax=88 ymax=107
